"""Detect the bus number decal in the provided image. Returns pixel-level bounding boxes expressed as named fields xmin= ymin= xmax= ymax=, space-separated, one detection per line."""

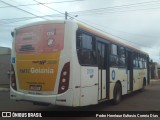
xmin=87 ymin=69 xmax=94 ymax=79
xmin=112 ymin=70 xmax=115 ymax=80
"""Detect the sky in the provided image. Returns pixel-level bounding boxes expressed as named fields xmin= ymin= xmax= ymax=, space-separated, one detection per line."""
xmin=0 ymin=0 xmax=160 ymax=63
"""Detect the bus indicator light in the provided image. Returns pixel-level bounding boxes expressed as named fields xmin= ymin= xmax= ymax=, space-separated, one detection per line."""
xmin=63 ymin=71 xmax=67 ymax=76
xmin=61 ymin=86 xmax=65 ymax=90
xmin=62 ymin=78 xmax=66 ymax=83
xmin=58 ymin=62 xmax=70 ymax=94
xmin=112 ymin=70 xmax=115 ymax=80
xmin=10 ymin=65 xmax=17 ymax=90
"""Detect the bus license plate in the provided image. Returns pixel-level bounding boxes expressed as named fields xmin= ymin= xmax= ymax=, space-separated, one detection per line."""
xmin=30 ymin=85 xmax=42 ymax=91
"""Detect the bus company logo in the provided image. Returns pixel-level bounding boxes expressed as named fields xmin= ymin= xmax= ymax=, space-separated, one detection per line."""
xmin=30 ymin=68 xmax=54 ymax=74
xmin=19 ymin=68 xmax=54 ymax=74
xmin=47 ymin=29 xmax=56 ymax=36
xmin=32 ymin=60 xmax=46 ymax=65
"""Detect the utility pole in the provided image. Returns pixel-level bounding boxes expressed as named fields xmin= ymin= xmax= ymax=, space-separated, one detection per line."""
xmin=65 ymin=11 xmax=68 ymax=20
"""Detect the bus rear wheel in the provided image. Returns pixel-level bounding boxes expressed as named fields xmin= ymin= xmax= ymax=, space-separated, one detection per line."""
xmin=113 ymin=82 xmax=122 ymax=105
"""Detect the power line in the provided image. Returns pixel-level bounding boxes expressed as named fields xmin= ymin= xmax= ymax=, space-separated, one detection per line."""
xmin=0 ymin=12 xmax=63 ymax=21
xmin=0 ymin=0 xmax=85 ymax=8
xmin=0 ymin=14 xmax=62 ymax=21
xmin=33 ymin=0 xmax=66 ymax=17
xmin=0 ymin=15 xmax=64 ymax=24
xmin=69 ymin=0 xmax=160 ymax=15
xmin=73 ymin=17 xmax=151 ymax=48
xmin=76 ymin=17 xmax=156 ymax=39
xmin=31 ymin=0 xmax=153 ymax=48
xmin=0 ymin=0 xmax=49 ymax=20
xmin=10 ymin=0 xmax=48 ymax=17
xmin=2 ymin=0 xmax=160 ymax=22
xmin=70 ymin=5 xmax=160 ymax=16
xmin=1 ymin=17 xmax=40 ymax=24
xmin=0 ymin=0 xmax=153 ymax=48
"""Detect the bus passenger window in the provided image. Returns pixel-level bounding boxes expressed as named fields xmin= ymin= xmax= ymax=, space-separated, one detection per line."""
xmin=133 ymin=53 xmax=139 ymax=68
xmin=142 ymin=56 xmax=147 ymax=68
xmin=110 ymin=44 xmax=118 ymax=66
xmin=81 ymin=34 xmax=93 ymax=49
xmin=76 ymin=31 xmax=97 ymax=66
xmin=138 ymin=55 xmax=143 ymax=68
xmin=111 ymin=44 xmax=117 ymax=55
xmin=139 ymin=60 xmax=143 ymax=68
xmin=133 ymin=59 xmax=136 ymax=68
xmin=118 ymin=46 xmax=126 ymax=67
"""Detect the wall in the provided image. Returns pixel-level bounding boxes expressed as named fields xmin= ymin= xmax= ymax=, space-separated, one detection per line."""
xmin=0 ymin=47 xmax=11 ymax=85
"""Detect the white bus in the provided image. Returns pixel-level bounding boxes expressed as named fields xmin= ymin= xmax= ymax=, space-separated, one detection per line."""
xmin=10 ymin=20 xmax=150 ymax=107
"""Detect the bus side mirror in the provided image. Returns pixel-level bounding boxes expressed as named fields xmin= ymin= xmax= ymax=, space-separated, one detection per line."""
xmin=11 ymin=31 xmax=14 ymax=37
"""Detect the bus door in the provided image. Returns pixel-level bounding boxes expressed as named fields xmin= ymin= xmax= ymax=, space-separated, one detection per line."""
xmin=97 ymin=41 xmax=109 ymax=100
xmin=127 ymin=51 xmax=133 ymax=92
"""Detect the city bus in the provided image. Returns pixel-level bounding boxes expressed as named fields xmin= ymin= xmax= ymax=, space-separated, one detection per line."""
xmin=10 ymin=20 xmax=150 ymax=107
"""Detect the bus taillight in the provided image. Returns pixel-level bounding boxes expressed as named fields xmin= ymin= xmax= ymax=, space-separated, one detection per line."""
xmin=58 ymin=62 xmax=70 ymax=94
xmin=11 ymin=65 xmax=17 ymax=90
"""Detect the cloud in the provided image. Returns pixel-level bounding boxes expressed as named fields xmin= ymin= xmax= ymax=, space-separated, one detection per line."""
xmin=0 ymin=0 xmax=160 ymax=63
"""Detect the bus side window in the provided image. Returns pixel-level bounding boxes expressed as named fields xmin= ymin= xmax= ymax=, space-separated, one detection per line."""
xmin=134 ymin=54 xmax=147 ymax=69
xmin=142 ymin=56 xmax=147 ymax=68
xmin=133 ymin=53 xmax=139 ymax=68
xmin=110 ymin=44 xmax=118 ymax=66
xmin=139 ymin=55 xmax=143 ymax=69
xmin=76 ymin=31 xmax=97 ymax=66
xmin=118 ymin=46 xmax=126 ymax=67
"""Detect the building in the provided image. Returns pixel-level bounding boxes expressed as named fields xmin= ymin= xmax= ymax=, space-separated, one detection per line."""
xmin=150 ymin=62 xmax=158 ymax=79
xmin=157 ymin=64 xmax=160 ymax=79
xmin=0 ymin=47 xmax=11 ymax=85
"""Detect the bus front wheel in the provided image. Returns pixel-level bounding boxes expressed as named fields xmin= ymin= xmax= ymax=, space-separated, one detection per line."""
xmin=113 ymin=82 xmax=122 ymax=105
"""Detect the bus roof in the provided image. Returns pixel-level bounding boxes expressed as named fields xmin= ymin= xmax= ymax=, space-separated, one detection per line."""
xmin=78 ymin=22 xmax=148 ymax=56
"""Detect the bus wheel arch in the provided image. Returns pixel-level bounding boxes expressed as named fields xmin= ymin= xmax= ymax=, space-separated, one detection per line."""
xmin=112 ymin=80 xmax=122 ymax=105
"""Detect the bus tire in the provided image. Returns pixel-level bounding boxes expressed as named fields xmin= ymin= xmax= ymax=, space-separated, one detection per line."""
xmin=112 ymin=82 xmax=122 ymax=105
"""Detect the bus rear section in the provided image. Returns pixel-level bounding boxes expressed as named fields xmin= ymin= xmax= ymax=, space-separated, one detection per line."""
xmin=10 ymin=21 xmax=73 ymax=106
